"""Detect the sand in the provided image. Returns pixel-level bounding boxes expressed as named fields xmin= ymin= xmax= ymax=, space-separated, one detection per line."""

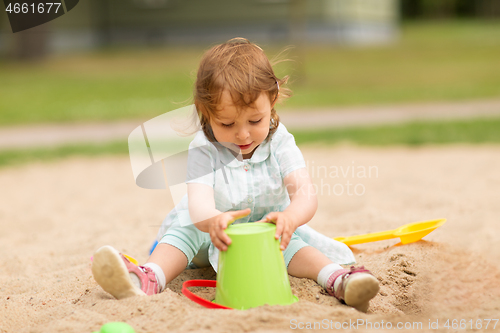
xmin=1 ymin=144 xmax=500 ymax=333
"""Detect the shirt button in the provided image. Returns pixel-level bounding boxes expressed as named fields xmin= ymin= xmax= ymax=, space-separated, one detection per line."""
xmin=247 ymin=197 xmax=253 ymax=203
xmin=243 ymin=164 xmax=250 ymax=171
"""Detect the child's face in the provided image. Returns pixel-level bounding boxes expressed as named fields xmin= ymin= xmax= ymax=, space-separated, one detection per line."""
xmin=210 ymin=90 xmax=273 ymax=159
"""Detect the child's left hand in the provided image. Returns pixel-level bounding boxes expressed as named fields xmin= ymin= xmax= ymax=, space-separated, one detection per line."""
xmin=263 ymin=212 xmax=299 ymax=251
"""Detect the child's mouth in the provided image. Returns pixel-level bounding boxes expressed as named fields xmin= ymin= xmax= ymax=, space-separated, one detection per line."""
xmin=237 ymin=142 xmax=253 ymax=150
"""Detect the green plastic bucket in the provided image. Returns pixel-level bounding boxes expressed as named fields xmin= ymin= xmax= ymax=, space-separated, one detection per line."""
xmin=214 ymin=223 xmax=299 ymax=309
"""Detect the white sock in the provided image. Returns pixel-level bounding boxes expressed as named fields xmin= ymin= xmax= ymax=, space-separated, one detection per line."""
xmin=317 ymin=263 xmax=343 ymax=290
xmin=143 ymin=262 xmax=167 ymax=292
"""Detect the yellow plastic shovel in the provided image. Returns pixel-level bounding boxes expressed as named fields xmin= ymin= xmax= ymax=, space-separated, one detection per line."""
xmin=334 ymin=218 xmax=446 ymax=246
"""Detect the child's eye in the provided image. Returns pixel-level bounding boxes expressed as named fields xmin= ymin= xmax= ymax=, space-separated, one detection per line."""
xmin=221 ymin=122 xmax=234 ymax=127
xmin=250 ymin=119 xmax=262 ymax=124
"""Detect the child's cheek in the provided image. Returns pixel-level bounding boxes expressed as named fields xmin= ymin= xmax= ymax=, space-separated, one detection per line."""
xmin=257 ymin=125 xmax=270 ymax=143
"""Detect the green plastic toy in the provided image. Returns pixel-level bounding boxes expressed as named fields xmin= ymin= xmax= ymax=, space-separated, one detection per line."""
xmin=93 ymin=322 xmax=135 ymax=333
xmin=334 ymin=218 xmax=447 ymax=246
xmin=182 ymin=223 xmax=299 ymax=310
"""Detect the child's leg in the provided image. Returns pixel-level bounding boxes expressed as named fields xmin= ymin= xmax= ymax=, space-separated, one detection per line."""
xmin=287 ymin=246 xmax=332 ymax=280
xmin=287 ymin=245 xmax=379 ymax=312
xmin=146 ymin=243 xmax=188 ymax=286
xmin=92 ymin=243 xmax=187 ymax=300
xmin=92 ymin=225 xmax=208 ymax=300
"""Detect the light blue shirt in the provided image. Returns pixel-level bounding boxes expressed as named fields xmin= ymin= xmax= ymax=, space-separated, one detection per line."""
xmin=157 ymin=123 xmax=355 ymax=266
xmin=158 ymin=123 xmax=305 ymax=229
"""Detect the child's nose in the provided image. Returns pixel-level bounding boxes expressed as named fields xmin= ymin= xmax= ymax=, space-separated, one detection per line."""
xmin=236 ymin=127 xmax=250 ymax=139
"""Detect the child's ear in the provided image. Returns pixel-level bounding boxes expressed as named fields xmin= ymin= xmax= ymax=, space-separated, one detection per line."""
xmin=271 ymin=93 xmax=279 ymax=109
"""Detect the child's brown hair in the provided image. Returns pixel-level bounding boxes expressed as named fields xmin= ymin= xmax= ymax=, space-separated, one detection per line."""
xmin=194 ymin=37 xmax=291 ymax=142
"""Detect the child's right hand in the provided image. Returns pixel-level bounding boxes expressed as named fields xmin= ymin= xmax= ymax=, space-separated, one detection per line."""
xmin=209 ymin=208 xmax=251 ymax=251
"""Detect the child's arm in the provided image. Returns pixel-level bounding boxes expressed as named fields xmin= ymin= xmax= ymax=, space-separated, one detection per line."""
xmin=187 ymin=183 xmax=250 ymax=251
xmin=265 ymin=168 xmax=317 ymax=250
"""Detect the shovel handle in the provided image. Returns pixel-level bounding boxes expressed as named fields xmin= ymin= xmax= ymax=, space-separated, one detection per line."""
xmin=334 ymin=230 xmax=396 ymax=246
xmin=181 ymin=280 xmax=232 ymax=310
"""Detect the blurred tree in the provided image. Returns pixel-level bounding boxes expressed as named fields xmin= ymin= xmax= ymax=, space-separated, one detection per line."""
xmin=421 ymin=0 xmax=456 ymax=18
xmin=11 ymin=23 xmax=49 ymax=61
xmin=89 ymin=0 xmax=111 ymax=47
xmin=289 ymin=0 xmax=307 ymax=83
xmin=477 ymin=0 xmax=500 ymax=17
xmin=455 ymin=0 xmax=476 ymax=17
xmin=400 ymin=0 xmax=500 ymax=19
xmin=400 ymin=0 xmax=422 ymax=18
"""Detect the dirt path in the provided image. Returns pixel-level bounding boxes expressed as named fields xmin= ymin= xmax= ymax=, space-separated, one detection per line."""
xmin=1 ymin=98 xmax=500 ymax=150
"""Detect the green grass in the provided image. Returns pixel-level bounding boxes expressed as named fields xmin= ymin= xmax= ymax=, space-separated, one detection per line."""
xmin=0 ymin=141 xmax=128 ymax=168
xmin=1 ymin=20 xmax=500 ymax=126
xmin=293 ymin=117 xmax=500 ymax=146
xmin=0 ymin=48 xmax=199 ymax=125
xmin=2 ymin=117 xmax=500 ymax=168
xmin=287 ymin=20 xmax=500 ymax=107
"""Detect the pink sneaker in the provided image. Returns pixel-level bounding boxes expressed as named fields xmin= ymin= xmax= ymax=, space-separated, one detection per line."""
xmin=326 ymin=266 xmax=379 ymax=312
xmin=91 ymin=245 xmax=159 ymax=299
